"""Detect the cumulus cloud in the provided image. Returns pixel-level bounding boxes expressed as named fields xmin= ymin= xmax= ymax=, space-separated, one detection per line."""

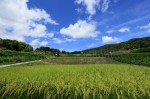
xmin=75 ymin=0 xmax=111 ymax=17
xmin=118 ymin=27 xmax=130 ymax=33
xmin=60 ymin=20 xmax=100 ymax=39
xmin=0 ymin=0 xmax=58 ymax=41
xmin=30 ymin=39 xmax=48 ymax=49
xmin=102 ymin=36 xmax=120 ymax=44
xmin=138 ymin=23 xmax=150 ymax=32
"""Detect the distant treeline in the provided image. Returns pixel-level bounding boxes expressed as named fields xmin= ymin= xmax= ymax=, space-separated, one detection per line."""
xmin=0 ymin=38 xmax=33 ymax=52
xmin=0 ymin=38 xmax=62 ymax=54
xmin=83 ymin=37 xmax=150 ymax=53
xmin=35 ymin=47 xmax=60 ymax=54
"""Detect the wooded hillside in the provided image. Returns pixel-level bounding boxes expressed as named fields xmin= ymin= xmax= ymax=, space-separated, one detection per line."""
xmin=0 ymin=38 xmax=33 ymax=52
xmin=83 ymin=37 xmax=150 ymax=53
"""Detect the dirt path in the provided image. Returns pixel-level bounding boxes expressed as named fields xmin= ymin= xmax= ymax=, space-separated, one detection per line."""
xmin=0 ymin=60 xmax=42 ymax=68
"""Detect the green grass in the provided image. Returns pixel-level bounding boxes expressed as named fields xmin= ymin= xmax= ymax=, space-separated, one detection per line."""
xmin=0 ymin=50 xmax=46 ymax=65
xmin=0 ymin=63 xmax=150 ymax=99
xmin=111 ymin=53 xmax=150 ymax=66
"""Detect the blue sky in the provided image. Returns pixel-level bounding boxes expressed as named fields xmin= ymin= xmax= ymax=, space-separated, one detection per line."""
xmin=0 ymin=0 xmax=150 ymax=51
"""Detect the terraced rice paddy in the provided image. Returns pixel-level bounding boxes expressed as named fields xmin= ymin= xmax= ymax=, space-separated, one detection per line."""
xmin=0 ymin=63 xmax=150 ymax=99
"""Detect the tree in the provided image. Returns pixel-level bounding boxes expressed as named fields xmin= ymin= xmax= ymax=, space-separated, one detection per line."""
xmin=35 ymin=46 xmax=60 ymax=56
xmin=0 ymin=38 xmax=33 ymax=52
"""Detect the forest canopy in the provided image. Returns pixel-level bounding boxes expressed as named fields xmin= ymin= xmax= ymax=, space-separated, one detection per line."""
xmin=0 ymin=38 xmax=33 ymax=52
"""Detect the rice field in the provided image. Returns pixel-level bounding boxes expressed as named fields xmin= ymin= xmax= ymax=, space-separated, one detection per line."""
xmin=0 ymin=63 xmax=150 ymax=99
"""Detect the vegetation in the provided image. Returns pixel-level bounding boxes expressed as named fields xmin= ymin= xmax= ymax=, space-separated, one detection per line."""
xmin=0 ymin=64 xmax=150 ymax=99
xmin=83 ymin=37 xmax=150 ymax=53
xmin=76 ymin=37 xmax=150 ymax=66
xmin=0 ymin=37 xmax=150 ymax=98
xmin=0 ymin=38 xmax=33 ymax=52
xmin=0 ymin=50 xmax=46 ymax=65
xmin=42 ymin=57 xmax=115 ymax=64
xmin=35 ymin=46 xmax=60 ymax=56
xmin=110 ymin=53 xmax=150 ymax=67
xmin=0 ymin=39 xmax=61 ymax=65
xmin=131 ymin=47 xmax=150 ymax=53
xmin=76 ymin=51 xmax=150 ymax=66
xmin=1 ymin=37 xmax=150 ymax=66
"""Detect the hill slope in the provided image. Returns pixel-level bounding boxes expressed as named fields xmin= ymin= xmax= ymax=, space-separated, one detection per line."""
xmin=83 ymin=37 xmax=150 ymax=53
xmin=80 ymin=37 xmax=150 ymax=66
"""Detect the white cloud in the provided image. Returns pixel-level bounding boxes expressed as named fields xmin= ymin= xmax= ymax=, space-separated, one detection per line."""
xmin=75 ymin=0 xmax=111 ymax=17
xmin=111 ymin=14 xmax=150 ymax=30
xmin=138 ymin=23 xmax=150 ymax=29
xmin=30 ymin=39 xmax=48 ymax=49
xmin=75 ymin=8 xmax=84 ymax=14
xmin=118 ymin=27 xmax=130 ymax=33
xmin=106 ymin=27 xmax=130 ymax=34
xmin=47 ymin=33 xmax=54 ymax=38
xmin=52 ymin=38 xmax=64 ymax=44
xmin=101 ymin=0 xmax=110 ymax=13
xmin=60 ymin=20 xmax=100 ymax=39
xmin=102 ymin=36 xmax=120 ymax=44
xmin=0 ymin=0 xmax=58 ymax=41
xmin=138 ymin=23 xmax=150 ymax=32
xmin=75 ymin=0 xmax=100 ymax=16
xmin=65 ymin=38 xmax=76 ymax=42
xmin=106 ymin=30 xmax=115 ymax=34
xmin=52 ymin=38 xmax=76 ymax=44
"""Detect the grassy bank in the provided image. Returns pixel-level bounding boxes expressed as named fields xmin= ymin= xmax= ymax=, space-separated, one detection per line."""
xmin=111 ymin=53 xmax=150 ymax=66
xmin=0 ymin=50 xmax=46 ymax=65
xmin=0 ymin=64 xmax=150 ymax=99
